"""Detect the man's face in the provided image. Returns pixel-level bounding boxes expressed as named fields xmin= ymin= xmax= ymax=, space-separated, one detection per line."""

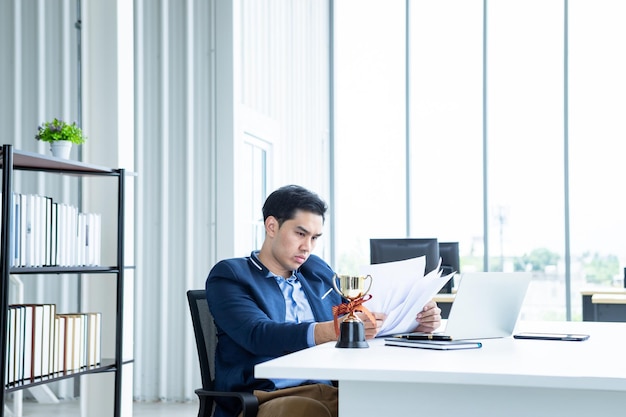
xmin=266 ymin=209 xmax=324 ymax=277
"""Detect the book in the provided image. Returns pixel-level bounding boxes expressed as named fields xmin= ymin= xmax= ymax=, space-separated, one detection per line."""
xmin=12 ymin=192 xmax=20 ymax=267
xmin=57 ymin=314 xmax=71 ymax=374
xmin=19 ymin=193 xmax=27 ymax=266
xmin=35 ymin=194 xmax=45 ymax=266
xmin=84 ymin=213 xmax=102 ymax=266
xmin=57 ymin=315 xmax=66 ymax=373
xmin=58 ymin=313 xmax=87 ymax=371
xmin=7 ymin=306 xmax=15 ymax=384
xmin=44 ymin=196 xmax=53 ymax=266
xmin=54 ymin=316 xmax=61 ymax=373
xmin=40 ymin=304 xmax=51 ymax=376
xmin=27 ymin=304 xmax=45 ymax=378
xmin=14 ymin=305 xmax=26 ymax=383
xmin=23 ymin=305 xmax=33 ymax=380
xmin=24 ymin=194 xmax=35 ymax=267
xmin=45 ymin=304 xmax=57 ymax=375
xmin=77 ymin=213 xmax=86 ymax=266
xmin=50 ymin=202 xmax=58 ymax=266
xmin=86 ymin=312 xmax=102 ymax=366
xmin=384 ymin=338 xmax=482 ymax=350
xmin=73 ymin=314 xmax=84 ymax=370
xmin=76 ymin=314 xmax=86 ymax=369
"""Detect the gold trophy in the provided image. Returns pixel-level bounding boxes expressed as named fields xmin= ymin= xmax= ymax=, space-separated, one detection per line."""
xmin=332 ymin=274 xmax=374 ymax=348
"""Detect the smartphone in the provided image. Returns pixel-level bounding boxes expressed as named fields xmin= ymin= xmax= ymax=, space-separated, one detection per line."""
xmin=513 ymin=332 xmax=589 ymax=341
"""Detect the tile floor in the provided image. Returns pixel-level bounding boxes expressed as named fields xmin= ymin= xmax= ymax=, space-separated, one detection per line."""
xmin=5 ymin=399 xmax=199 ymax=417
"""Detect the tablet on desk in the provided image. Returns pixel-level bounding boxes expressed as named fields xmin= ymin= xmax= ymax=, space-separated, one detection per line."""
xmin=513 ymin=332 xmax=590 ymax=341
xmin=384 ymin=338 xmax=482 ymax=350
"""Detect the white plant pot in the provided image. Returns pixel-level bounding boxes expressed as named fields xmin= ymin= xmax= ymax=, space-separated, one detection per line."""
xmin=50 ymin=140 xmax=73 ymax=159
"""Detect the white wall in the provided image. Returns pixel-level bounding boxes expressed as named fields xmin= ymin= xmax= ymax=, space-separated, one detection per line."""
xmin=81 ymin=1 xmax=135 ymax=416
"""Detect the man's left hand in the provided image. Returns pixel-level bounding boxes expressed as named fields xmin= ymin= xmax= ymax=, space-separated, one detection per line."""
xmin=414 ymin=300 xmax=441 ymax=333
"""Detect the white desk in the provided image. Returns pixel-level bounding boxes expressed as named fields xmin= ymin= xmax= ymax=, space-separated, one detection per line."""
xmin=255 ymin=321 xmax=626 ymax=417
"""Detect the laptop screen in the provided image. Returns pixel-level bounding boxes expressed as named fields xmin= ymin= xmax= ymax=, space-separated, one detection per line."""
xmin=443 ymin=272 xmax=532 ymax=340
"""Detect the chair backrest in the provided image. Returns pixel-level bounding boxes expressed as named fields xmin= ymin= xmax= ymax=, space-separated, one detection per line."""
xmin=187 ymin=289 xmax=217 ymax=390
xmin=438 ymin=242 xmax=460 ymax=293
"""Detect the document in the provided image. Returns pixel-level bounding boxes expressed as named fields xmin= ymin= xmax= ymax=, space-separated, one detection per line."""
xmin=359 ymin=256 xmax=454 ymax=337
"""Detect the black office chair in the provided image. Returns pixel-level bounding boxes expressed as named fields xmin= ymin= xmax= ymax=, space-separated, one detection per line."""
xmin=187 ymin=289 xmax=259 ymax=417
xmin=438 ymin=242 xmax=460 ymax=294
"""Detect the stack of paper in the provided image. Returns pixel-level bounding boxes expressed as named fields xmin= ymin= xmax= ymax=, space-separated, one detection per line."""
xmin=358 ymin=256 xmax=454 ymax=336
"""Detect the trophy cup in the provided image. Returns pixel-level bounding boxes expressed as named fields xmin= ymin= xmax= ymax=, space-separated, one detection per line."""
xmin=332 ymin=274 xmax=374 ymax=348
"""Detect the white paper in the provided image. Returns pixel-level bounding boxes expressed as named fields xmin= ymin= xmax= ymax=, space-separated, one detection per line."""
xmin=359 ymin=256 xmax=454 ymax=336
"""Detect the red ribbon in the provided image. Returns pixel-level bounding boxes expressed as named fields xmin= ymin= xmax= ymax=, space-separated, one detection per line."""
xmin=332 ymin=294 xmax=375 ymax=337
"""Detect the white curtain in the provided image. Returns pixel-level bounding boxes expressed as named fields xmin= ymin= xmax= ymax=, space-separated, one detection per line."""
xmin=133 ymin=0 xmax=330 ymax=402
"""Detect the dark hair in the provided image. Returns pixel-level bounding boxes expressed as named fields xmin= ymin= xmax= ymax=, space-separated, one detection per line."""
xmin=262 ymin=185 xmax=327 ymax=225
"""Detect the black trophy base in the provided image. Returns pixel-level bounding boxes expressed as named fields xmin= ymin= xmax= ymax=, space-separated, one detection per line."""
xmin=335 ymin=320 xmax=369 ymax=348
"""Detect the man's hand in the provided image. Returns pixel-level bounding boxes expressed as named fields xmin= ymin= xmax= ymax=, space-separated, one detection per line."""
xmin=314 ymin=321 xmax=338 ymax=345
xmin=314 ymin=312 xmax=387 ymax=344
xmin=414 ymin=300 xmax=441 ymax=333
xmin=358 ymin=311 xmax=387 ymax=339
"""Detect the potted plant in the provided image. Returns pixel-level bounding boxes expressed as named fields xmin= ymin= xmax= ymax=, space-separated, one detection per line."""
xmin=35 ymin=118 xmax=87 ymax=159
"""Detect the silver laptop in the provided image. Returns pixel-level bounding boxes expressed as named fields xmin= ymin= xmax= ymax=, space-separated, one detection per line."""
xmin=438 ymin=272 xmax=532 ymax=340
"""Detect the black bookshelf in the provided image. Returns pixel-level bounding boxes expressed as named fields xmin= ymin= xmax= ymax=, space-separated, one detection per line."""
xmin=0 ymin=145 xmax=128 ymax=417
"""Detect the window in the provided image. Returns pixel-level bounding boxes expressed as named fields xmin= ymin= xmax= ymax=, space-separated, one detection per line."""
xmin=332 ymin=0 xmax=626 ymax=320
xmin=333 ymin=0 xmax=407 ymax=273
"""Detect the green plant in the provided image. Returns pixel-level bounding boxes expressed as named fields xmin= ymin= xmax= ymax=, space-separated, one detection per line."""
xmin=35 ymin=118 xmax=86 ymax=144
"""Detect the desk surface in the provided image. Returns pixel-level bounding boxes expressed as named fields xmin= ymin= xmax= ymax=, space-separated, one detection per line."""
xmin=580 ymin=287 xmax=626 ymax=296
xmin=255 ymin=320 xmax=626 ymax=392
xmin=432 ymin=293 xmax=455 ymax=303
xmin=592 ymin=293 xmax=626 ymax=304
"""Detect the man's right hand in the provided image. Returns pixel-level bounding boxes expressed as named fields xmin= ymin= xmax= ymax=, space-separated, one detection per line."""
xmin=314 ymin=321 xmax=338 ymax=345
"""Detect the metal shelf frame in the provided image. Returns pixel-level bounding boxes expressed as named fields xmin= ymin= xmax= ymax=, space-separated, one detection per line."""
xmin=0 ymin=145 xmax=127 ymax=417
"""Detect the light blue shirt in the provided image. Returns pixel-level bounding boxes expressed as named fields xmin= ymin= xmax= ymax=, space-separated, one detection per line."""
xmin=273 ymin=272 xmax=316 ymax=326
xmin=270 ymin=270 xmax=330 ymax=389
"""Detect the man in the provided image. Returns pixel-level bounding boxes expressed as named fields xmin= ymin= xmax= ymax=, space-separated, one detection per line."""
xmin=206 ymin=185 xmax=441 ymax=417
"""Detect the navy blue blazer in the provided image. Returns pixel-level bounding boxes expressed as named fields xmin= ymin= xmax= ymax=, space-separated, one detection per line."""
xmin=205 ymin=252 xmax=342 ymax=417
